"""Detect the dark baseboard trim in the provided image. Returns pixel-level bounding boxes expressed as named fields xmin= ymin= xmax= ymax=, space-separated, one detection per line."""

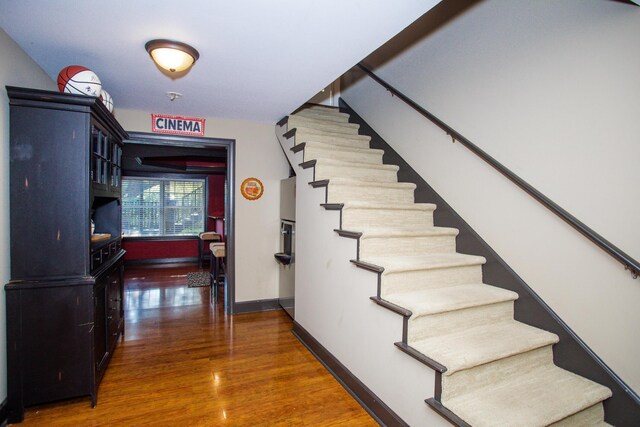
xmin=425 ymin=398 xmax=471 ymax=427
xmin=292 ymin=321 xmax=408 ymax=427
xmin=0 ymin=398 xmax=8 ymax=427
xmin=124 ymin=257 xmax=198 ymax=266
xmin=233 ymin=298 xmax=281 ymax=314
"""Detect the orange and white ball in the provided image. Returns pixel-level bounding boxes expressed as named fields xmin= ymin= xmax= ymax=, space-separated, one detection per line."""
xmin=57 ymin=65 xmax=102 ymax=97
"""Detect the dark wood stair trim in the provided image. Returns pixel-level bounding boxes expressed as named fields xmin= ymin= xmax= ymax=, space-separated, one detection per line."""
xmin=293 ymin=321 xmax=409 ymax=427
xmin=277 ymin=116 xmax=288 ymax=127
xmin=283 ymin=128 xmax=296 ymax=139
xmin=290 ymin=142 xmax=305 ymax=153
xmin=321 ymin=203 xmax=344 ymax=210
xmin=425 ymin=398 xmax=471 ymax=427
xmin=394 ymin=342 xmax=447 ymax=373
xmin=369 ymin=296 xmax=412 ymax=318
xmin=299 ymin=159 xmax=316 ymax=169
xmin=310 ymin=179 xmax=330 ymax=188
xmin=335 ymin=229 xmax=362 ymax=239
xmin=350 ymin=259 xmax=384 ymax=273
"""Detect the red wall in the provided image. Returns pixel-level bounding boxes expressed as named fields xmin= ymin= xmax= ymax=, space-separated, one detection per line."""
xmin=208 ymin=175 xmax=225 ymax=217
xmin=123 ymin=239 xmax=198 ymax=260
xmin=208 ymin=174 xmax=226 ymax=240
xmin=124 ymin=175 xmax=225 ymax=261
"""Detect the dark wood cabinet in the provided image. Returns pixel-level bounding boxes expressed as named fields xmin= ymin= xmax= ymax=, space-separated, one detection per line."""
xmin=4 ymin=86 xmax=128 ymax=423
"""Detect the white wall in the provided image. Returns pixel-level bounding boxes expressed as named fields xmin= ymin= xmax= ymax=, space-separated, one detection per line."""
xmin=0 ymin=28 xmax=57 ymax=399
xmin=342 ymin=0 xmax=640 ymax=393
xmin=115 ymin=109 xmax=290 ymax=303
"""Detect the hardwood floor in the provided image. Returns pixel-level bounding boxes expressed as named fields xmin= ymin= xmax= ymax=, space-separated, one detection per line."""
xmin=15 ymin=264 xmax=376 ymax=426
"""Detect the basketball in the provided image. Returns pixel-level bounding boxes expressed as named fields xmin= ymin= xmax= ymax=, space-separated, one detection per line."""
xmin=57 ymin=65 xmax=102 ymax=97
xmin=100 ymin=89 xmax=114 ymax=113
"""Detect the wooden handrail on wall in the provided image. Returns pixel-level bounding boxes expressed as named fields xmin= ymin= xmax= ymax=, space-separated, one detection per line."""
xmin=357 ymin=63 xmax=639 ymax=279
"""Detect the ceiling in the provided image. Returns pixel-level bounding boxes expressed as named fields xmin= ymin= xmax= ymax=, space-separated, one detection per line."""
xmin=0 ymin=0 xmax=440 ymax=123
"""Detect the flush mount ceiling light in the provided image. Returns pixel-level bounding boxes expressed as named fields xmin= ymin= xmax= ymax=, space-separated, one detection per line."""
xmin=145 ymin=39 xmax=200 ymax=73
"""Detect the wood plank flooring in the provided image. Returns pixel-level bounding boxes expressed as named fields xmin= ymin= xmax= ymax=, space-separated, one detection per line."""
xmin=15 ymin=264 xmax=376 ymax=426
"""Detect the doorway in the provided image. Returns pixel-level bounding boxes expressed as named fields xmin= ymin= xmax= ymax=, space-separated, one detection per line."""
xmin=122 ymin=132 xmax=235 ymax=313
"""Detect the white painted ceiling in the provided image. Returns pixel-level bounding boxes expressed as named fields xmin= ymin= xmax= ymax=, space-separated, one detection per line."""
xmin=0 ymin=0 xmax=440 ymax=122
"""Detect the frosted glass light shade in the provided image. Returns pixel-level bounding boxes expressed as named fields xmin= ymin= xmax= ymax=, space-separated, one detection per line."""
xmin=145 ymin=40 xmax=199 ymax=73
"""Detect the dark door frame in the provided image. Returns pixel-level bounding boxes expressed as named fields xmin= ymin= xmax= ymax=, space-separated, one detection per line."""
xmin=124 ymin=131 xmax=236 ymax=314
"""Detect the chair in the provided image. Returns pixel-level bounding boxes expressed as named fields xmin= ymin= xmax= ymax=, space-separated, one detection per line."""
xmin=209 ymin=242 xmax=226 ymax=303
xmin=198 ymin=231 xmax=221 ymax=268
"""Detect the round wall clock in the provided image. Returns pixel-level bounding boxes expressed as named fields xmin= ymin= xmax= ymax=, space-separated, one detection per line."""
xmin=240 ymin=177 xmax=264 ymax=201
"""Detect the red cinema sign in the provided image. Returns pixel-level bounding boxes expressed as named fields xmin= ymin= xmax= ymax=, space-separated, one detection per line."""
xmin=151 ymin=114 xmax=206 ymax=136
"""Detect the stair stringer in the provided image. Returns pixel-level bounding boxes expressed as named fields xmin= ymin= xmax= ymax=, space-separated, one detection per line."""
xmin=277 ymin=122 xmax=450 ymax=427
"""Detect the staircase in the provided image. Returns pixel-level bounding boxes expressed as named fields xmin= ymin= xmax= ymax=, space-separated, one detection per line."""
xmin=278 ymin=105 xmax=613 ymax=426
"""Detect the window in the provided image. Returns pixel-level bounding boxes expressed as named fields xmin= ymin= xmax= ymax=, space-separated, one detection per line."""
xmin=122 ymin=177 xmax=205 ymax=237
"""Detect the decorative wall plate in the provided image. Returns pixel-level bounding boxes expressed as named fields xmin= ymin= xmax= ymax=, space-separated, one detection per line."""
xmin=240 ymin=177 xmax=264 ymax=201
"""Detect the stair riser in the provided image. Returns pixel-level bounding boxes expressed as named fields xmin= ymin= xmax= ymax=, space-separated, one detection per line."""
xmin=550 ymin=403 xmax=605 ymax=426
xmin=288 ymin=116 xmax=360 ymax=133
xmin=327 ymin=185 xmax=415 ymax=204
xmin=342 ymin=209 xmax=434 ymax=231
xmin=381 ymin=264 xmax=483 ymax=296
xmin=359 ymin=235 xmax=456 ymax=259
xmin=297 ymin=109 xmax=350 ymax=122
xmin=407 ymin=301 xmax=514 ymax=343
xmin=303 ymin=146 xmax=383 ymax=165
xmin=441 ymin=346 xmax=554 ymax=403
xmin=315 ymin=164 xmax=398 ymax=183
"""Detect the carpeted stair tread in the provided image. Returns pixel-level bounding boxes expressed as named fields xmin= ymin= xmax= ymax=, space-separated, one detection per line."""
xmin=412 ymin=321 xmax=559 ymax=376
xmin=289 ymin=113 xmax=354 ymax=127
xmin=325 ymin=179 xmax=416 ymax=204
xmin=327 ymin=177 xmax=416 ymax=190
xmin=294 ymin=134 xmax=371 ymax=150
xmin=363 ymin=253 xmax=486 ymax=274
xmin=358 ymin=226 xmax=458 ymax=239
xmin=302 ymin=142 xmax=383 ymax=165
xmin=385 ymin=283 xmax=518 ymax=318
xmin=312 ymin=158 xmax=400 ymax=183
xmin=300 ymin=105 xmax=348 ymax=116
xmin=341 ymin=201 xmax=436 ymax=211
xmin=313 ymin=158 xmax=399 ymax=172
xmin=288 ymin=116 xmax=360 ymax=134
xmin=301 ymin=140 xmax=383 ymax=155
xmin=295 ymin=110 xmax=351 ymax=123
xmin=293 ymin=125 xmax=365 ymax=139
xmin=444 ymin=364 xmax=613 ymax=427
xmin=339 ymin=203 xmax=438 ymax=232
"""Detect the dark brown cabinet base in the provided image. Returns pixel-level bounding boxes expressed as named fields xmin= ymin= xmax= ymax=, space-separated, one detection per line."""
xmin=5 ymin=254 xmax=125 ymax=423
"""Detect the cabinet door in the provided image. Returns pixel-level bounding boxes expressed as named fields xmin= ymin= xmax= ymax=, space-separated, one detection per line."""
xmin=110 ymin=142 xmax=122 ymax=193
xmin=10 ymin=106 xmax=89 ymax=280
xmin=90 ymin=125 xmax=109 ymax=192
xmin=106 ymin=268 xmax=123 ymax=351
xmin=20 ymin=285 xmax=93 ymax=405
